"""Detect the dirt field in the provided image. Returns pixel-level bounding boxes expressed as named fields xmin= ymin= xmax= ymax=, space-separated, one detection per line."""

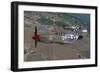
xmin=24 ymin=28 xmax=90 ymax=62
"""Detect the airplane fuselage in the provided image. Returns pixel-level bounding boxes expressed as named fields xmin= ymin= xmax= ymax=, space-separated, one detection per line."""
xmin=39 ymin=33 xmax=83 ymax=44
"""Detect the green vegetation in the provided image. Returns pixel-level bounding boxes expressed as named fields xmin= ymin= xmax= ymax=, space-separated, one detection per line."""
xmin=37 ymin=18 xmax=54 ymax=25
xmin=61 ymin=14 xmax=72 ymax=22
xmin=54 ymin=21 xmax=66 ymax=27
xmin=37 ymin=13 xmax=84 ymax=27
xmin=38 ymin=17 xmax=68 ymax=27
xmin=71 ymin=18 xmax=82 ymax=25
xmin=61 ymin=14 xmax=82 ymax=25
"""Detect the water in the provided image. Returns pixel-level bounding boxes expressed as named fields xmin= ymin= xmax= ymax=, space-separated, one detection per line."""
xmin=68 ymin=13 xmax=90 ymax=32
xmin=69 ymin=13 xmax=90 ymax=24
